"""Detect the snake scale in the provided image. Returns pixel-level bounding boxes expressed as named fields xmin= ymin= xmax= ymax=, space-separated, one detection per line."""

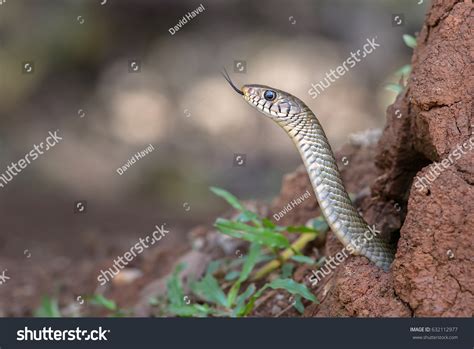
xmin=223 ymin=71 xmax=395 ymax=270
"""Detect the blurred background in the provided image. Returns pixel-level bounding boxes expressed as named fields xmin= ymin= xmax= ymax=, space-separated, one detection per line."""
xmin=0 ymin=0 xmax=426 ymax=314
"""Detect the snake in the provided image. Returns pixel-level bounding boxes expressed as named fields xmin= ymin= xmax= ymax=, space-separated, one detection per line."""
xmin=222 ymin=70 xmax=395 ymax=270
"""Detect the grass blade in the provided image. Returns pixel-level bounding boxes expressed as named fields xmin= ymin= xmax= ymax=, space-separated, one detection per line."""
xmin=266 ymin=278 xmax=317 ymax=302
xmin=403 ymin=34 xmax=417 ymax=49
xmin=210 ymin=187 xmax=245 ymax=211
xmin=227 ymin=242 xmax=261 ymax=307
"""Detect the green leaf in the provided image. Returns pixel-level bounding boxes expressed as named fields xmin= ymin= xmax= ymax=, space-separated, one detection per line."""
xmin=233 ymin=284 xmax=256 ymax=317
xmin=224 ymin=270 xmax=240 ymax=281
xmin=167 ymin=305 xmax=199 ymax=317
xmin=215 ymin=218 xmax=259 ymax=234
xmin=240 ymin=289 xmax=264 ymax=316
xmin=403 ymin=34 xmax=417 ymax=49
xmin=168 ymin=304 xmax=213 ymax=317
xmin=210 ymin=187 xmax=245 ymax=211
xmin=266 ymin=278 xmax=317 ymax=303
xmin=241 ymin=278 xmax=317 ymax=316
xmin=262 ymin=218 xmax=276 ymax=228
xmin=191 ymin=273 xmax=228 ymax=308
xmin=206 ymin=260 xmax=221 ymax=275
xmin=385 ymin=83 xmax=404 ymax=93
xmin=308 ymin=217 xmax=329 ymax=232
xmin=236 ymin=210 xmax=261 ymax=224
xmin=227 ymin=283 xmax=241 ymax=308
xmin=89 ymin=294 xmax=117 ymax=311
xmin=395 ymin=64 xmax=411 ymax=77
xmin=286 ymin=225 xmax=318 ymax=233
xmin=166 ymin=263 xmax=186 ymax=306
xmin=165 ymin=265 xmax=221 ymax=317
xmin=228 ymin=254 xmax=272 ymax=270
xmin=148 ymin=297 xmax=159 ymax=306
xmin=257 ymin=255 xmax=274 ymax=263
xmin=227 ymin=242 xmax=261 ymax=307
xmin=281 ymin=263 xmax=295 ymax=278
xmin=293 ymin=294 xmax=305 ymax=314
xmin=215 ymin=218 xmax=290 ymax=249
xmin=238 ymin=243 xmax=261 ymax=283
xmin=34 ymin=296 xmax=61 ymax=317
xmin=210 ymin=187 xmax=263 ymax=226
xmin=214 ymin=223 xmax=245 ymax=239
xmin=290 ymin=255 xmax=316 ymax=265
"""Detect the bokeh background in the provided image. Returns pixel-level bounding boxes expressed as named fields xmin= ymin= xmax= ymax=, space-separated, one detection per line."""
xmin=0 ymin=0 xmax=427 ymax=314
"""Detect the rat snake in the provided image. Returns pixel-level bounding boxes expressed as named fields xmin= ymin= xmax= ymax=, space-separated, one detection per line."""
xmin=223 ymin=70 xmax=395 ymax=270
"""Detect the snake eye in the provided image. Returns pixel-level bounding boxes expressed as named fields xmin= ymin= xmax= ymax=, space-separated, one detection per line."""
xmin=264 ymin=90 xmax=276 ymax=101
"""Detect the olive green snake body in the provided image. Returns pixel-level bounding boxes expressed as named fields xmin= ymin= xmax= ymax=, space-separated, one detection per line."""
xmin=223 ymin=72 xmax=395 ymax=270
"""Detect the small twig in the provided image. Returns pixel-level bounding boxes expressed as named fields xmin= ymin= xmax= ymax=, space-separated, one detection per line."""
xmin=274 ymin=303 xmax=294 ymax=318
xmin=252 ymin=290 xmax=277 ymax=312
xmin=251 ymin=232 xmax=318 ymax=281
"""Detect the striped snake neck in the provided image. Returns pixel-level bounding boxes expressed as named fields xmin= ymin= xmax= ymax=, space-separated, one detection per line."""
xmin=278 ymin=110 xmax=367 ymax=242
xmin=276 ymin=109 xmax=394 ymax=270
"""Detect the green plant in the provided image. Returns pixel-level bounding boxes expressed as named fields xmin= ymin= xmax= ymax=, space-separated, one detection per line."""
xmin=34 ymin=294 xmax=127 ymax=317
xmin=165 ymin=260 xmax=317 ymax=317
xmin=88 ymin=294 xmax=127 ymax=317
xmin=163 ymin=187 xmax=327 ymax=317
xmin=89 ymin=294 xmax=117 ymax=311
xmin=402 ymin=34 xmax=417 ymax=49
xmin=211 ymin=186 xmax=322 ymax=250
xmin=385 ymin=34 xmax=417 ymax=94
xmin=34 ymin=296 xmax=61 ymax=317
xmin=163 ymin=263 xmax=217 ymax=317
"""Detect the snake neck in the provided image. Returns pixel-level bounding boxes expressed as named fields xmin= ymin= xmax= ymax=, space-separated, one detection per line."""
xmin=278 ymin=111 xmax=366 ymax=244
xmin=275 ymin=108 xmax=395 ymax=271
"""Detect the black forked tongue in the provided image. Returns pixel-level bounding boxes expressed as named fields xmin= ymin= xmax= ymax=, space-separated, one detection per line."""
xmin=221 ymin=68 xmax=244 ymax=95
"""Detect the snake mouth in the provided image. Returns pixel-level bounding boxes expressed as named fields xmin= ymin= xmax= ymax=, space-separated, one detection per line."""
xmin=221 ymin=68 xmax=244 ymax=96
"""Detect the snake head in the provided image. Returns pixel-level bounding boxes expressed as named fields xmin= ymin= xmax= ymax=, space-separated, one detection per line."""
xmin=241 ymin=85 xmax=304 ymax=119
xmin=221 ymin=69 xmax=305 ymax=120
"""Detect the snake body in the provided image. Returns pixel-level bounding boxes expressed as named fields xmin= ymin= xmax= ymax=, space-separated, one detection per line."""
xmin=223 ymin=75 xmax=395 ymax=270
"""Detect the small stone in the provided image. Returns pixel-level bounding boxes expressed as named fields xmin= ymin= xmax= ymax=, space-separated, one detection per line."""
xmin=113 ymin=268 xmax=143 ymax=286
xmin=271 ymin=305 xmax=282 ymax=315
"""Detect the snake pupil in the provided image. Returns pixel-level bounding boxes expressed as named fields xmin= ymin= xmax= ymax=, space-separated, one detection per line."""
xmin=264 ymin=90 xmax=276 ymax=101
